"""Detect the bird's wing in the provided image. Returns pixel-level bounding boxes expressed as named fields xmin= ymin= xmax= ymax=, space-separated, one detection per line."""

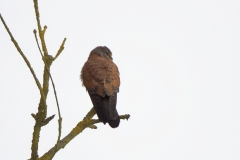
xmin=81 ymin=56 xmax=120 ymax=97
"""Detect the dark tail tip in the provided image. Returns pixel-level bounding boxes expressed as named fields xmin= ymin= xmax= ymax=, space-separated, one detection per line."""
xmin=108 ymin=118 xmax=120 ymax=128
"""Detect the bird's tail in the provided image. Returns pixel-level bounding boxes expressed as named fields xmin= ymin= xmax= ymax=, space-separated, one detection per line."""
xmin=108 ymin=117 xmax=120 ymax=128
xmin=108 ymin=92 xmax=120 ymax=128
xmin=101 ymin=99 xmax=120 ymax=128
xmin=89 ymin=92 xmax=120 ymax=128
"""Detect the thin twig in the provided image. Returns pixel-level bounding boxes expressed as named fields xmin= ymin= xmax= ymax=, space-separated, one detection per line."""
xmin=33 ymin=0 xmax=48 ymax=56
xmin=53 ymin=38 xmax=67 ymax=60
xmin=33 ymin=29 xmax=44 ymax=57
xmin=0 ymin=14 xmax=46 ymax=105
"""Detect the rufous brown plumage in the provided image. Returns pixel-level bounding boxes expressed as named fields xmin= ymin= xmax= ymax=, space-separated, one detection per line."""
xmin=80 ymin=46 xmax=120 ymax=128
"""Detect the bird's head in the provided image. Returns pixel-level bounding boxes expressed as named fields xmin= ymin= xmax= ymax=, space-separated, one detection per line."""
xmin=90 ymin=46 xmax=113 ymax=60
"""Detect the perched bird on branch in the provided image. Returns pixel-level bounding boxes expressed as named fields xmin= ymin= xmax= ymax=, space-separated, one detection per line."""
xmin=81 ymin=46 xmax=120 ymax=128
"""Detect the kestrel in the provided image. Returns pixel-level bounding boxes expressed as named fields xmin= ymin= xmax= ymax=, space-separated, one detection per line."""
xmin=81 ymin=46 xmax=120 ymax=128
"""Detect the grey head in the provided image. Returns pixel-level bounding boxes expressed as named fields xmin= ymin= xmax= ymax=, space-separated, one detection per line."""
xmin=90 ymin=46 xmax=113 ymax=60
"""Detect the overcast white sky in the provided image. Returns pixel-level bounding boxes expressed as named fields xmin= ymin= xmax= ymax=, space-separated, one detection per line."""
xmin=0 ymin=0 xmax=240 ymax=160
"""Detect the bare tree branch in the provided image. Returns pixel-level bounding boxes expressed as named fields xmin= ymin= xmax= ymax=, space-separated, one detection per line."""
xmin=39 ymin=108 xmax=130 ymax=160
xmin=33 ymin=27 xmax=64 ymax=159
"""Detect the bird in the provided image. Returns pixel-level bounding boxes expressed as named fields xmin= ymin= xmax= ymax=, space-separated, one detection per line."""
xmin=80 ymin=46 xmax=120 ymax=128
